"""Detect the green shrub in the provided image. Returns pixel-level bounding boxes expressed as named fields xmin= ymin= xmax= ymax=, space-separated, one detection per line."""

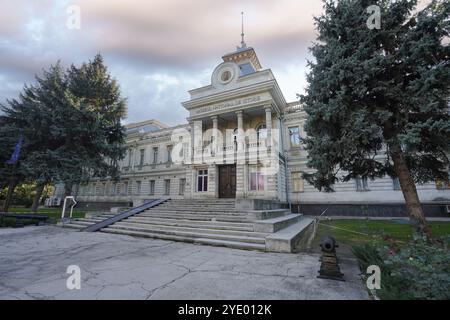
xmin=352 ymin=236 xmax=450 ymax=300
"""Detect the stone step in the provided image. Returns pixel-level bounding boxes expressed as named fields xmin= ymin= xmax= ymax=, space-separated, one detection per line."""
xmin=77 ymin=218 xmax=104 ymax=223
xmin=104 ymin=224 xmax=266 ymax=244
xmin=164 ymin=204 xmax=235 ymax=207
xmin=194 ymin=238 xmax=266 ymax=251
xmin=144 ymin=209 xmax=246 ymax=216
xmin=100 ymin=228 xmax=265 ymax=251
xmin=66 ymin=220 xmax=97 ymax=226
xmin=265 ymin=217 xmax=315 ymax=253
xmin=254 ymin=214 xmax=302 ymax=233
xmin=62 ymin=223 xmax=85 ymax=229
xmin=154 ymin=206 xmax=236 ymax=211
xmin=137 ymin=212 xmax=250 ymax=222
xmin=113 ymin=221 xmax=266 ymax=238
xmin=157 ymin=202 xmax=236 ymax=209
xmin=168 ymin=200 xmax=235 ymax=203
xmin=247 ymin=209 xmax=290 ymax=220
xmin=126 ymin=216 xmax=254 ymax=230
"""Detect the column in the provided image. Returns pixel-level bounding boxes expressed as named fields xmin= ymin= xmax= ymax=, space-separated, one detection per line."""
xmin=265 ymin=106 xmax=272 ymax=150
xmin=235 ymin=111 xmax=245 ymax=198
xmin=193 ymin=120 xmax=203 ymax=164
xmin=189 ymin=121 xmax=195 ymax=164
xmin=211 ymin=115 xmax=218 ymax=157
xmin=236 ymin=110 xmax=244 ymax=163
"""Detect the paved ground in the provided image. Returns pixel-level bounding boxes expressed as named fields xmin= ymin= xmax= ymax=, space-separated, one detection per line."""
xmin=0 ymin=226 xmax=369 ymax=300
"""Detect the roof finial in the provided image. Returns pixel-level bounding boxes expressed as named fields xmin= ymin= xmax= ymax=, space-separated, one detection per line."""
xmin=240 ymin=11 xmax=247 ymax=49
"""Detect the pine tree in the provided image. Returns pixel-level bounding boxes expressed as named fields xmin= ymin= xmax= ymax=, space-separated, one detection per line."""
xmin=301 ymin=0 xmax=450 ymax=236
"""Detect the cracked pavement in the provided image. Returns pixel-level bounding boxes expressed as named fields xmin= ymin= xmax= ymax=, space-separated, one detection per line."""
xmin=0 ymin=226 xmax=369 ymax=300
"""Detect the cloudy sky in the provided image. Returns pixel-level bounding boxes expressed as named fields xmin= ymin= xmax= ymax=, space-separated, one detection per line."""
xmin=0 ymin=0 xmax=428 ymax=126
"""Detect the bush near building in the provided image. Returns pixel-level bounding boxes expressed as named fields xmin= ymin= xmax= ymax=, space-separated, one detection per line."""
xmin=352 ymin=236 xmax=450 ymax=300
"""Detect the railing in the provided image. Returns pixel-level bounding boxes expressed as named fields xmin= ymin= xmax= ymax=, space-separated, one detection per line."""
xmin=82 ymin=198 xmax=168 ymax=232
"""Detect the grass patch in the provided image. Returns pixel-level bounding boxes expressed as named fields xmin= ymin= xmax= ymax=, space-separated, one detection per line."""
xmin=6 ymin=207 xmax=85 ymax=220
xmin=311 ymin=219 xmax=450 ymax=299
xmin=315 ymin=219 xmax=450 ymax=246
xmin=311 ymin=219 xmax=450 ymax=257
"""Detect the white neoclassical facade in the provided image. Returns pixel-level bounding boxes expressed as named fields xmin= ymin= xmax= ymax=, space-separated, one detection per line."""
xmin=70 ymin=43 xmax=450 ymax=215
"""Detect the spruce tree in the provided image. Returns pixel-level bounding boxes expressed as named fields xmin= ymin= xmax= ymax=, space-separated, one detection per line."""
xmin=301 ymin=0 xmax=450 ymax=235
xmin=1 ymin=55 xmax=127 ymax=211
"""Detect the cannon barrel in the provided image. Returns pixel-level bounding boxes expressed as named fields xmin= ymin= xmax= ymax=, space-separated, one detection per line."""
xmin=320 ymin=236 xmax=338 ymax=253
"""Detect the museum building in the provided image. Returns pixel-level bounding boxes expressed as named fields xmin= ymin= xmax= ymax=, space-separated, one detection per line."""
xmin=60 ymin=40 xmax=449 ymax=216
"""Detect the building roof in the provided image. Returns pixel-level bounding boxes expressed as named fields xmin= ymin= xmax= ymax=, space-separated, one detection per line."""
xmin=125 ymin=119 xmax=168 ymax=134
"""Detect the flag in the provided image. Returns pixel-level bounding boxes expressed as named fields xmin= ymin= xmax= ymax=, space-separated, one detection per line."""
xmin=5 ymin=136 xmax=23 ymax=165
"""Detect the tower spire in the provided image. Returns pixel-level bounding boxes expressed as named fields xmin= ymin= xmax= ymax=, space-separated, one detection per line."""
xmin=240 ymin=11 xmax=247 ymax=49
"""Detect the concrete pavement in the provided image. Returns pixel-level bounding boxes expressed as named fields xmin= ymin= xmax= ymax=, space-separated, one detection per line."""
xmin=0 ymin=226 xmax=369 ymax=300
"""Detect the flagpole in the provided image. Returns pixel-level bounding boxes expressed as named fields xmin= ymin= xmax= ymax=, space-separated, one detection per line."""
xmin=3 ymin=162 xmax=17 ymax=212
xmin=3 ymin=134 xmax=23 ymax=212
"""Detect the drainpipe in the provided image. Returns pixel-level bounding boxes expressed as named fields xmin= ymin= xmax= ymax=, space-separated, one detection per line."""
xmin=279 ymin=117 xmax=291 ymax=212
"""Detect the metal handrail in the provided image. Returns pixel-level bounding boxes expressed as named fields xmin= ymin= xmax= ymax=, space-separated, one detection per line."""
xmin=81 ymin=198 xmax=169 ymax=232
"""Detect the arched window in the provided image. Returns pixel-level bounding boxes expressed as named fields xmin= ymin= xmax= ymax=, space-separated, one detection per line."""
xmin=232 ymin=128 xmax=238 ymax=141
xmin=232 ymin=128 xmax=238 ymax=150
xmin=256 ymin=124 xmax=267 ymax=140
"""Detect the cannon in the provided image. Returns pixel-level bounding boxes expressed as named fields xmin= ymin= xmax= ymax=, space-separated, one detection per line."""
xmin=320 ymin=236 xmax=338 ymax=253
xmin=317 ymin=236 xmax=344 ymax=281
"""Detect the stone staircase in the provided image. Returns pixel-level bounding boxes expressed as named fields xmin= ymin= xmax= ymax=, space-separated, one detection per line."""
xmin=62 ymin=199 xmax=314 ymax=252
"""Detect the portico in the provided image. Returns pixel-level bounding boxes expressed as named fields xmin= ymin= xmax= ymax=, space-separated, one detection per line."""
xmin=181 ymin=45 xmax=287 ymax=202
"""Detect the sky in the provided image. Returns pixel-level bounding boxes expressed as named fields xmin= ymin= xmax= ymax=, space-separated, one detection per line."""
xmin=0 ymin=0 xmax=428 ymax=126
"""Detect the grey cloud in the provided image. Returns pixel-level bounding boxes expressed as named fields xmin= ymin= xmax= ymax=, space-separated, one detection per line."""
xmin=0 ymin=0 xmax=339 ymax=123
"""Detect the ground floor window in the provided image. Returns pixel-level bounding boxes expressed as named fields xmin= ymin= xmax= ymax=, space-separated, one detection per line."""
xmin=136 ymin=181 xmax=141 ymax=195
xmin=355 ymin=176 xmax=369 ymax=191
xmin=292 ymin=172 xmax=304 ymax=192
xmin=197 ymin=169 xmax=208 ymax=192
xmin=149 ymin=180 xmax=155 ymax=195
xmin=249 ymin=167 xmax=265 ymax=191
xmin=164 ymin=179 xmax=171 ymax=195
xmin=392 ymin=177 xmax=401 ymax=190
xmin=123 ymin=182 xmax=129 ymax=195
xmin=435 ymin=171 xmax=450 ymax=190
xmin=179 ymin=178 xmax=186 ymax=195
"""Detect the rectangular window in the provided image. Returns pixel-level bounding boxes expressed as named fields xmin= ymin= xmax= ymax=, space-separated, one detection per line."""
xmin=435 ymin=172 xmax=450 ymax=190
xmin=164 ymin=179 xmax=171 ymax=195
xmin=288 ymin=126 xmax=301 ymax=148
xmin=149 ymin=180 xmax=155 ymax=195
xmin=167 ymin=145 xmax=173 ymax=163
xmin=197 ymin=170 xmax=208 ymax=192
xmin=136 ymin=181 xmax=141 ymax=195
xmin=153 ymin=147 xmax=159 ymax=164
xmin=139 ymin=149 xmax=145 ymax=166
xmin=115 ymin=183 xmax=120 ymax=195
xmin=355 ymin=176 xmax=369 ymax=191
xmin=292 ymin=172 xmax=304 ymax=192
xmin=179 ymin=178 xmax=186 ymax=195
xmin=127 ymin=149 xmax=132 ymax=167
xmin=123 ymin=182 xmax=129 ymax=195
xmin=392 ymin=177 xmax=401 ymax=190
xmin=249 ymin=168 xmax=265 ymax=191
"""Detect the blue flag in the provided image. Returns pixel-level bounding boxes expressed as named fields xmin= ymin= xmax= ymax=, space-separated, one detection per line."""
xmin=5 ymin=136 xmax=23 ymax=164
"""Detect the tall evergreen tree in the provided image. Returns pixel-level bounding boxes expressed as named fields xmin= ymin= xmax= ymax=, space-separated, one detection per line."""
xmin=0 ymin=54 xmax=127 ymax=212
xmin=61 ymin=53 xmax=127 ymax=196
xmin=0 ymin=63 xmax=69 ymax=211
xmin=301 ymin=0 xmax=450 ymax=235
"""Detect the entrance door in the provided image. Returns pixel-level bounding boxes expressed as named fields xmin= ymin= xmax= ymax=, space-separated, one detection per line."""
xmin=218 ymin=165 xmax=236 ymax=198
